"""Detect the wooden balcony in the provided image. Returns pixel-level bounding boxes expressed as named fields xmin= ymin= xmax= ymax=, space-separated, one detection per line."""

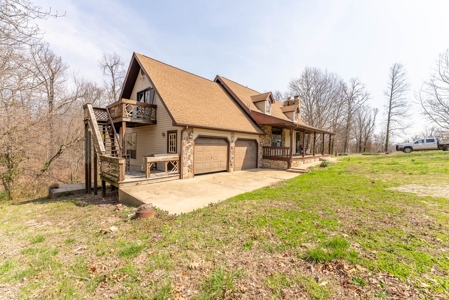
xmin=262 ymin=146 xmax=291 ymax=161
xmin=107 ymin=99 xmax=157 ymax=125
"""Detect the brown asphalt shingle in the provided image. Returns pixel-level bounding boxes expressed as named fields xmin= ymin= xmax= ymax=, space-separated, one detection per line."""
xmin=135 ymin=53 xmax=263 ymax=135
xmin=218 ymin=76 xmax=334 ymax=134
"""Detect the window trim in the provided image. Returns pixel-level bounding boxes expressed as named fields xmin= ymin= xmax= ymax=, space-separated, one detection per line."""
xmin=136 ymin=87 xmax=155 ymax=104
xmin=265 ymin=100 xmax=271 ymax=114
xmin=167 ymin=130 xmax=177 ymax=153
xmin=271 ymin=127 xmax=282 ymax=147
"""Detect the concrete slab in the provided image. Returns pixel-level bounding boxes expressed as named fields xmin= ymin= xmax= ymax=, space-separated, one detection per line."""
xmin=119 ymin=169 xmax=299 ymax=214
xmin=48 ymin=183 xmax=97 ymax=199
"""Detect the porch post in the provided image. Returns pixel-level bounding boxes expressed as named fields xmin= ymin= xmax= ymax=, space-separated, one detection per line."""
xmin=301 ymin=131 xmax=305 ymax=158
xmin=313 ymin=131 xmax=316 ymax=156
xmin=87 ymin=128 xmax=92 ymax=194
xmin=84 ymin=123 xmax=89 ymax=193
xmin=101 ymin=180 xmax=106 ymax=197
xmin=93 ymin=149 xmax=98 ymax=195
xmin=321 ymin=133 xmax=325 ymax=155
xmin=121 ymin=121 xmax=126 ymax=155
xmin=289 ymin=127 xmax=293 ymax=168
xmin=328 ymin=134 xmax=332 ymax=155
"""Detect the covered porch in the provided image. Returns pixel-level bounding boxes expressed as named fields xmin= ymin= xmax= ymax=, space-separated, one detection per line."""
xmin=258 ymin=121 xmax=334 ymax=170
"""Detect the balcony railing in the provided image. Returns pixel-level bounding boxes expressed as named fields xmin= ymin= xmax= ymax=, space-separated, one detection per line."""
xmin=100 ymin=155 xmax=126 ymax=182
xmin=107 ymin=99 xmax=157 ymax=124
xmin=262 ymin=146 xmax=290 ymax=161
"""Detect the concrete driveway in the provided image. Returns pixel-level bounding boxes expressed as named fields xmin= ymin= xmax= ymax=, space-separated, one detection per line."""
xmin=119 ymin=169 xmax=299 ymax=214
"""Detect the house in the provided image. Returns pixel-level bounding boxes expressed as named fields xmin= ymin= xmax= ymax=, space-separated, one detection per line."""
xmin=83 ymin=53 xmax=334 ymax=195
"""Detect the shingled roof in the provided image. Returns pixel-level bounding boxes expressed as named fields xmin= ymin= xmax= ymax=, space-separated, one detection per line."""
xmin=216 ymin=76 xmax=334 ymax=134
xmin=122 ymin=53 xmax=264 ymax=135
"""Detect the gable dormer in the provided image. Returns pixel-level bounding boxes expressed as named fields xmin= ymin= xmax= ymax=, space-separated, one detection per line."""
xmin=281 ymin=96 xmax=301 ymax=123
xmin=250 ymin=92 xmax=274 ymax=115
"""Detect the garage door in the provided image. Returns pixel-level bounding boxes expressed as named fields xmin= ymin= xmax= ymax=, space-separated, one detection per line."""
xmin=235 ymin=140 xmax=257 ymax=171
xmin=194 ymin=138 xmax=228 ymax=175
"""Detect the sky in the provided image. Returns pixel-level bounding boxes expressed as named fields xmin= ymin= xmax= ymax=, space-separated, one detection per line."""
xmin=35 ymin=0 xmax=449 ymax=142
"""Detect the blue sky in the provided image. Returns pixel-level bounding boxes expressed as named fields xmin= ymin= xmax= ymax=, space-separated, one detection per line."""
xmin=36 ymin=0 xmax=449 ymax=139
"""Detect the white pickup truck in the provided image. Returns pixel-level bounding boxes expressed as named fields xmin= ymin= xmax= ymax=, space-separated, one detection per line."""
xmin=396 ymin=137 xmax=449 ymax=153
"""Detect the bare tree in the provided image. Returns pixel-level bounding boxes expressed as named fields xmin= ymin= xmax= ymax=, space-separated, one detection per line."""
xmin=0 ymin=0 xmax=63 ymax=47
xmin=419 ymin=49 xmax=449 ymax=130
xmin=272 ymin=90 xmax=286 ymax=102
xmin=99 ymin=53 xmax=125 ymax=103
xmin=384 ymin=63 xmax=410 ymax=151
xmin=354 ymin=106 xmax=378 ymax=152
xmin=288 ymin=67 xmax=345 ymax=131
xmin=341 ymin=78 xmax=370 ymax=152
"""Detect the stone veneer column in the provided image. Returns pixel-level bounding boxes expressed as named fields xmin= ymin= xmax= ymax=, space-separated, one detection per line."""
xmin=229 ymin=132 xmax=235 ymax=172
xmin=181 ymin=128 xmax=194 ymax=179
xmin=259 ymin=125 xmax=272 ymax=168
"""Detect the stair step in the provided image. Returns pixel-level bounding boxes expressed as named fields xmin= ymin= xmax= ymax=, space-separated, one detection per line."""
xmin=286 ymin=168 xmax=308 ymax=174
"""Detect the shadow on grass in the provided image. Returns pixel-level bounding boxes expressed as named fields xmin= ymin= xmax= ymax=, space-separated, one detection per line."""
xmin=11 ymin=189 xmax=120 ymax=207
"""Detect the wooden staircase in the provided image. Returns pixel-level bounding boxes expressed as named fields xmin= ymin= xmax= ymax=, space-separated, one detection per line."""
xmin=84 ymin=104 xmax=122 ymax=157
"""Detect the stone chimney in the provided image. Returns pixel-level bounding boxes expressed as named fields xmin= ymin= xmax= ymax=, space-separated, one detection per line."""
xmin=293 ymin=95 xmax=300 ymax=105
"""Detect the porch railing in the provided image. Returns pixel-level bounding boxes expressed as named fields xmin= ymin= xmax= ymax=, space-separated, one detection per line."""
xmin=100 ymin=155 xmax=126 ymax=182
xmin=107 ymin=99 xmax=157 ymax=123
xmin=262 ymin=146 xmax=290 ymax=161
xmin=143 ymin=154 xmax=180 ymax=178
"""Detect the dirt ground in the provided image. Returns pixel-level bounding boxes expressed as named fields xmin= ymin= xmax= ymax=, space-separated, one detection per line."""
xmin=390 ymin=184 xmax=449 ymax=199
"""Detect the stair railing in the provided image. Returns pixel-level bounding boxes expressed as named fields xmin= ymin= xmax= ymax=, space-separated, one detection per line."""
xmin=106 ymin=107 xmax=123 ymax=157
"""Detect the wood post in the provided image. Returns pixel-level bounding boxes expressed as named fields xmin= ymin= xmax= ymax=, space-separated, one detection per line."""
xmin=321 ymin=133 xmax=325 ymax=155
xmin=328 ymin=134 xmax=332 ymax=155
xmin=301 ymin=131 xmax=305 ymax=158
xmin=87 ymin=128 xmax=92 ymax=194
xmin=121 ymin=121 xmax=126 ymax=156
xmin=93 ymin=149 xmax=98 ymax=195
xmin=288 ymin=128 xmax=293 ymax=168
xmin=313 ymin=131 xmax=316 ymax=156
xmin=101 ymin=180 xmax=106 ymax=197
xmin=84 ymin=123 xmax=88 ymax=193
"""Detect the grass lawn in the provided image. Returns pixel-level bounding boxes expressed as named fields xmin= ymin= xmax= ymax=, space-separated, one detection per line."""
xmin=1 ymin=152 xmax=449 ymax=299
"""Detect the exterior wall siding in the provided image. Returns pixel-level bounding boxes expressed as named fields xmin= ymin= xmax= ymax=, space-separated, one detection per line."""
xmin=125 ymin=69 xmax=182 ymax=171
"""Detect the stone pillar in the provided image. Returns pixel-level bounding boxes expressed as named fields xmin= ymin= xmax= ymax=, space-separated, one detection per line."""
xmin=181 ymin=128 xmax=194 ymax=179
xmin=229 ymin=132 xmax=235 ymax=172
xmin=259 ymin=125 xmax=272 ymax=168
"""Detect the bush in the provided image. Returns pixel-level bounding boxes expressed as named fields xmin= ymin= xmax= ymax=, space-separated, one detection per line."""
xmin=319 ymin=161 xmax=329 ymax=168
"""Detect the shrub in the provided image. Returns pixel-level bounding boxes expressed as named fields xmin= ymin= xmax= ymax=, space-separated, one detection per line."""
xmin=319 ymin=161 xmax=329 ymax=168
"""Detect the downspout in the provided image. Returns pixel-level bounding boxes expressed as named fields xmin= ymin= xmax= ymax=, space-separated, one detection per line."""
xmin=179 ymin=126 xmax=187 ymax=179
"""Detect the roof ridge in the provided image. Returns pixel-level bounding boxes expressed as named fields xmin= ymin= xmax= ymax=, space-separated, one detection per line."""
xmin=218 ymin=75 xmax=261 ymax=95
xmin=135 ymin=52 xmax=217 ymax=84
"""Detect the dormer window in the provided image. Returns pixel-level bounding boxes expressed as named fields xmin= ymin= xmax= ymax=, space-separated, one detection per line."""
xmin=265 ymin=100 xmax=271 ymax=114
xmin=293 ymin=111 xmax=298 ymax=123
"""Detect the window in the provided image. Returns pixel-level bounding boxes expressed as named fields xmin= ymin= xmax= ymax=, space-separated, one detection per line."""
xmin=414 ymin=139 xmax=424 ymax=144
xmin=265 ymin=100 xmax=271 ymax=114
xmin=137 ymin=88 xmax=155 ymax=104
xmin=426 ymin=139 xmax=435 ymax=143
xmin=167 ymin=131 xmax=177 ymax=153
xmin=125 ymin=132 xmax=137 ymax=159
xmin=293 ymin=111 xmax=297 ymax=122
xmin=271 ymin=128 xmax=282 ymax=147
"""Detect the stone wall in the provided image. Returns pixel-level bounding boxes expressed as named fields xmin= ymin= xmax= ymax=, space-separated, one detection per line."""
xmin=262 ymin=159 xmax=288 ymax=170
xmin=181 ymin=128 xmax=194 ymax=179
xmin=229 ymin=132 xmax=235 ymax=172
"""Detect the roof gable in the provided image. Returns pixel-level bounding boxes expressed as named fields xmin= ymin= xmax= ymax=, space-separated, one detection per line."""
xmin=129 ymin=53 xmax=263 ymax=134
